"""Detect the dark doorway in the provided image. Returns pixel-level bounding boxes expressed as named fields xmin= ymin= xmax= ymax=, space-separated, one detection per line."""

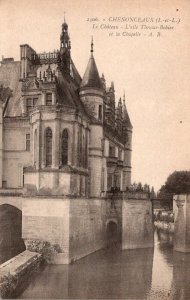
xmin=106 ymin=221 xmax=118 ymax=247
xmin=0 ymin=204 xmax=25 ymax=264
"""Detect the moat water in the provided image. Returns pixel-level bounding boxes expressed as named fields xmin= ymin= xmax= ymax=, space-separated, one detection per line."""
xmin=16 ymin=228 xmax=190 ymax=300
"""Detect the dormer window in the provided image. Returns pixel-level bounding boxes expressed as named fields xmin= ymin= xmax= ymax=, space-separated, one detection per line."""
xmin=46 ymin=93 xmax=52 ymax=106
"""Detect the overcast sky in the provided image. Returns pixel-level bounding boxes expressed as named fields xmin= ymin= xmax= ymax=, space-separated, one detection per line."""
xmin=0 ymin=0 xmax=190 ymax=191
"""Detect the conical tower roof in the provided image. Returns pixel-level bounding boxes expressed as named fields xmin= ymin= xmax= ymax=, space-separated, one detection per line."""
xmin=80 ymin=39 xmax=103 ymax=89
xmin=123 ymin=94 xmax=133 ymax=129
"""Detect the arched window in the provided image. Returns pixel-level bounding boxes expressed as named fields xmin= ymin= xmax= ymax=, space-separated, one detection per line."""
xmin=61 ymin=129 xmax=68 ymax=165
xmin=45 ymin=127 xmax=52 ymax=167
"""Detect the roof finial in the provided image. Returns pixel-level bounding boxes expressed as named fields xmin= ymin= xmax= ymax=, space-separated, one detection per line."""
xmin=64 ymin=11 xmax=66 ymax=23
xmin=123 ymin=90 xmax=126 ymax=103
xmin=91 ymin=36 xmax=94 ymax=54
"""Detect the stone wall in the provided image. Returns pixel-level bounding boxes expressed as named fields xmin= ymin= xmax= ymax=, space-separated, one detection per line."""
xmin=22 ymin=196 xmax=109 ymax=264
xmin=69 ymin=198 xmax=107 ymax=262
xmin=22 ymin=197 xmax=70 ymax=264
xmin=122 ymin=192 xmax=154 ymax=249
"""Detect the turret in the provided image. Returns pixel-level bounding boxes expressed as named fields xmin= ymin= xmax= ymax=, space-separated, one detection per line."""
xmin=101 ymin=73 xmax=106 ymax=90
xmin=59 ymin=18 xmax=71 ymax=74
xmin=115 ymin=97 xmax=123 ymax=133
xmin=122 ymin=92 xmax=133 ymax=188
xmin=104 ymin=81 xmax=115 ymax=126
xmin=80 ymin=38 xmax=104 ymax=123
xmin=80 ymin=39 xmax=104 ymax=197
xmin=122 ymin=92 xmax=132 ymax=141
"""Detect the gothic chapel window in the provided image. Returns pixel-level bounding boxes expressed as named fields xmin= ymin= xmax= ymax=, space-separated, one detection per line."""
xmin=45 ymin=127 xmax=52 ymax=167
xmin=61 ymin=129 xmax=68 ymax=165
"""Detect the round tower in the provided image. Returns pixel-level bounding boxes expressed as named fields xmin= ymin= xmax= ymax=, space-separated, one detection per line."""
xmin=79 ymin=39 xmax=104 ymax=197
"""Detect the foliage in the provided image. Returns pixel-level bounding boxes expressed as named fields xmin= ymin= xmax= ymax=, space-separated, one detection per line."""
xmin=158 ymin=171 xmax=190 ymax=196
xmin=0 ymin=253 xmax=43 ymax=298
xmin=0 ymin=273 xmax=18 ymax=298
xmin=25 ymin=239 xmax=62 ymax=263
xmin=130 ymin=182 xmax=156 ymax=196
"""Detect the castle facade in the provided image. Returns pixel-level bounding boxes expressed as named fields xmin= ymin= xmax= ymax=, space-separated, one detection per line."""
xmin=0 ymin=21 xmax=134 ymax=264
xmin=0 ymin=21 xmax=132 ymax=197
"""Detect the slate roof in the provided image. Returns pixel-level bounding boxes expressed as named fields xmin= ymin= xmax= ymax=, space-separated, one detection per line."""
xmin=70 ymin=59 xmax=82 ymax=86
xmin=0 ymin=61 xmax=22 ymax=117
xmin=80 ymin=54 xmax=103 ymax=89
xmin=0 ymin=59 xmax=87 ymax=117
xmin=56 ymin=71 xmax=87 ymax=115
xmin=122 ymin=102 xmax=133 ymax=129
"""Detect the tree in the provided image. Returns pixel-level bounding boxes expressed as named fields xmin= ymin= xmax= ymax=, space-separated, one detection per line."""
xmin=158 ymin=171 xmax=190 ymax=196
xmin=150 ymin=186 xmax=156 ymax=198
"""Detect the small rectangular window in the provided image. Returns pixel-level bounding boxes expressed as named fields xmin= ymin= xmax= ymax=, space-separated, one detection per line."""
xmin=98 ymin=105 xmax=102 ymax=121
xmin=26 ymin=133 xmax=30 ymax=151
xmin=46 ymin=93 xmax=52 ymax=106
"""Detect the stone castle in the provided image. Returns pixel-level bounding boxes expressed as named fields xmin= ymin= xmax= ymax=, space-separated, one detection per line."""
xmin=0 ymin=20 xmax=132 ymax=195
xmin=0 ymin=21 xmax=153 ymax=264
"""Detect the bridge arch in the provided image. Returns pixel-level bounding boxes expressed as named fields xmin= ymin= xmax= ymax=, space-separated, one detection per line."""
xmin=0 ymin=203 xmax=25 ymax=264
xmin=0 ymin=196 xmax=22 ymax=211
xmin=106 ymin=219 xmax=119 ymax=246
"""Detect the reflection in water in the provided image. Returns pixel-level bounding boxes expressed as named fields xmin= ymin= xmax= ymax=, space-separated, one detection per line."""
xmin=18 ymin=228 xmax=190 ymax=299
xmin=19 ymin=246 xmax=153 ymax=299
xmin=171 ymin=252 xmax=190 ymax=300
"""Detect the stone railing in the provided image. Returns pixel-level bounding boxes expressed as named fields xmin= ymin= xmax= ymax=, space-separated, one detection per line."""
xmin=105 ymin=190 xmax=150 ymax=200
xmin=31 ymin=51 xmax=59 ymax=64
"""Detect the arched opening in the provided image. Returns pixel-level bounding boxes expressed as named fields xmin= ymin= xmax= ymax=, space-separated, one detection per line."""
xmin=106 ymin=221 xmax=118 ymax=247
xmin=0 ymin=204 xmax=25 ymax=264
xmin=61 ymin=129 xmax=68 ymax=166
xmin=45 ymin=127 xmax=52 ymax=167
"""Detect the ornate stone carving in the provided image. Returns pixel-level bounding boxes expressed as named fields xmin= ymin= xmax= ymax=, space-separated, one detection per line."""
xmin=22 ymin=76 xmax=39 ymax=90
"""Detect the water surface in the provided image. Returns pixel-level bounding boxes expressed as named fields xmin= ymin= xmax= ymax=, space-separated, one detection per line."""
xmin=18 ymin=229 xmax=190 ymax=299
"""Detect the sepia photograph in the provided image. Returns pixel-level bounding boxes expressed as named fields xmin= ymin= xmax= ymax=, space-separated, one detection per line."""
xmin=0 ymin=0 xmax=190 ymax=299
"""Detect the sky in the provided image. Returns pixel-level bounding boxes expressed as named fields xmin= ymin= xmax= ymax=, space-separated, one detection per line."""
xmin=0 ymin=0 xmax=190 ymax=191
